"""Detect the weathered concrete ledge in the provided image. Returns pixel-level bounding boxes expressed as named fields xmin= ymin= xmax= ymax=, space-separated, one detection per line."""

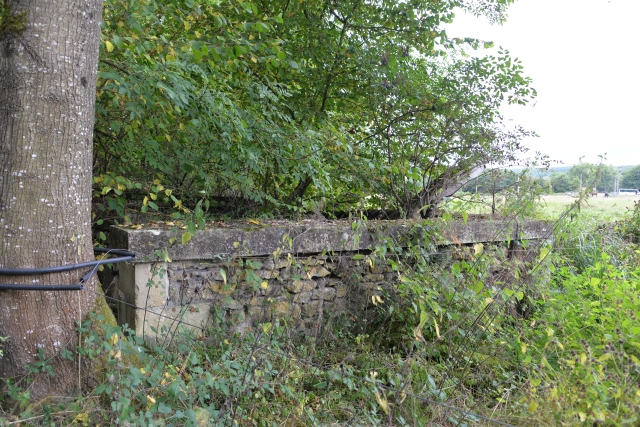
xmin=104 ymin=219 xmax=552 ymax=340
xmin=110 ymin=219 xmax=552 ymax=263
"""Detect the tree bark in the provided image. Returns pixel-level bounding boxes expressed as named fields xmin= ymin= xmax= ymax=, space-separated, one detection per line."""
xmin=0 ymin=0 xmax=103 ymax=399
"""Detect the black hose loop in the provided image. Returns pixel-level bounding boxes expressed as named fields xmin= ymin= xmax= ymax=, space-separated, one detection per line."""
xmin=0 ymin=248 xmax=135 ymax=291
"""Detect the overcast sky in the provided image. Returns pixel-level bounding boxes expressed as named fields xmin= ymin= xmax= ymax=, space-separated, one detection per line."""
xmin=446 ymin=0 xmax=640 ymax=168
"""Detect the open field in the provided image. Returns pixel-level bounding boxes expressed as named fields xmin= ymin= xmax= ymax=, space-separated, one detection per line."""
xmin=539 ymin=193 xmax=639 ymax=221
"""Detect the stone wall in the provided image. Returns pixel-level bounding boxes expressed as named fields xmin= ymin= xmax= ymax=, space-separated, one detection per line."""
xmin=105 ymin=219 xmax=551 ymax=340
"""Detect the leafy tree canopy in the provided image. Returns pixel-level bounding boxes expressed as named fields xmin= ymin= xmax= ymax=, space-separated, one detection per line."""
xmin=93 ymin=0 xmax=536 ymax=222
xmin=621 ymin=165 xmax=640 ymax=189
xmin=566 ymin=163 xmax=618 ymax=193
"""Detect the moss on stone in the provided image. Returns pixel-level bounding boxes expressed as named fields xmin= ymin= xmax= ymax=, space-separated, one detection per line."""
xmin=93 ymin=283 xmax=118 ymax=329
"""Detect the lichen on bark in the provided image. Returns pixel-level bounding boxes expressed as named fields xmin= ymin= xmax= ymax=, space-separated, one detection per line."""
xmin=0 ymin=1 xmax=28 ymax=38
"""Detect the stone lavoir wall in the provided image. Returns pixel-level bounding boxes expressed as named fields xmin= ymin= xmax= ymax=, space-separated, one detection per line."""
xmin=106 ymin=219 xmax=551 ymax=340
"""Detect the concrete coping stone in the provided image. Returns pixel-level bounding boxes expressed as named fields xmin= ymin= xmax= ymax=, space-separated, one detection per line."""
xmin=110 ymin=219 xmax=552 ymax=263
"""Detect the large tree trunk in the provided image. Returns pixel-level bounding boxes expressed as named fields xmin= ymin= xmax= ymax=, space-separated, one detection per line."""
xmin=0 ymin=0 xmax=103 ymax=399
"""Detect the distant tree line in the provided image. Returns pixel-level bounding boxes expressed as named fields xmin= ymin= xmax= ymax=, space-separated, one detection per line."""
xmin=547 ymin=164 xmax=640 ymax=194
xmin=621 ymin=165 xmax=640 ymax=190
xmin=463 ymin=163 xmax=640 ymax=196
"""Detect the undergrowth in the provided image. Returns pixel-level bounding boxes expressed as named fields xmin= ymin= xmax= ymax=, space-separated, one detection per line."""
xmin=1 ymin=201 xmax=639 ymax=426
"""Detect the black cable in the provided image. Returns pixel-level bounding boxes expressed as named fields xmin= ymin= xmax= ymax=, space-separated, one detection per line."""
xmin=0 ymin=248 xmax=134 ymax=291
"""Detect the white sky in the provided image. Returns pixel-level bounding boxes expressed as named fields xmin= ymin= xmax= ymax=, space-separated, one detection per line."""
xmin=446 ymin=0 xmax=640 ymax=167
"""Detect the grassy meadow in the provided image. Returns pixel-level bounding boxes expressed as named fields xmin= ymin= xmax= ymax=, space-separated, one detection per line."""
xmin=538 ymin=193 xmax=639 ymax=221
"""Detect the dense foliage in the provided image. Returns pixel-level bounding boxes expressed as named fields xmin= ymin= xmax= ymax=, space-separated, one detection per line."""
xmin=622 ymin=165 xmax=640 ymax=189
xmin=93 ymin=0 xmax=536 ymax=222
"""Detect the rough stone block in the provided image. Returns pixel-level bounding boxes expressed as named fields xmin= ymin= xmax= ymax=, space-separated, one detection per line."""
xmin=335 ymin=284 xmax=348 ymax=298
xmin=285 ymin=279 xmax=316 ymax=293
xmin=219 ymin=297 xmax=243 ymax=310
xmin=248 ymin=305 xmax=266 ymax=318
xmin=300 ymin=257 xmax=325 ymax=266
xmin=255 ymin=269 xmax=279 ymax=279
xmin=306 ymin=266 xmax=331 ymax=278
xmin=293 ymin=291 xmax=312 ymax=304
xmin=313 ymin=287 xmax=336 ymax=301
xmin=362 ymin=273 xmax=384 ymax=282
xmin=360 ymin=282 xmax=378 ymax=292
xmin=302 ymin=300 xmax=322 ymax=317
xmin=208 ymin=281 xmax=237 ymax=295
xmin=324 ymin=278 xmax=340 ymax=287
xmin=249 ymin=296 xmax=264 ymax=306
xmin=269 ymin=301 xmax=301 ymax=319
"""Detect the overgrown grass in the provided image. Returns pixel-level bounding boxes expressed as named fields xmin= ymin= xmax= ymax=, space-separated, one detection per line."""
xmin=538 ymin=194 xmax=638 ymax=222
xmin=519 ymin=206 xmax=640 ymax=424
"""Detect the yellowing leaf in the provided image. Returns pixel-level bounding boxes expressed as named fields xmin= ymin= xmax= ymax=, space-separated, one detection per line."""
xmin=73 ymin=412 xmax=91 ymax=425
xmin=182 ymin=231 xmax=192 ymax=245
xmin=375 ymin=391 xmax=389 ymax=414
xmin=539 ymin=246 xmax=550 ymax=262
xmin=485 ymin=297 xmax=494 ymax=305
xmin=247 ymin=219 xmax=260 ymax=225
xmin=183 ymin=20 xmax=191 ymax=30
xmin=527 ymin=401 xmax=539 ymax=413
xmin=433 ymin=318 xmax=441 ymax=339
xmin=105 ymin=40 xmax=114 ymax=52
xmin=580 ymin=353 xmax=587 ymax=365
xmin=473 ymin=243 xmax=483 ymax=255
xmin=149 ymin=193 xmax=157 ymax=200
xmin=251 ymin=56 xmax=258 ymax=63
xmin=413 ymin=326 xmax=423 ymax=341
